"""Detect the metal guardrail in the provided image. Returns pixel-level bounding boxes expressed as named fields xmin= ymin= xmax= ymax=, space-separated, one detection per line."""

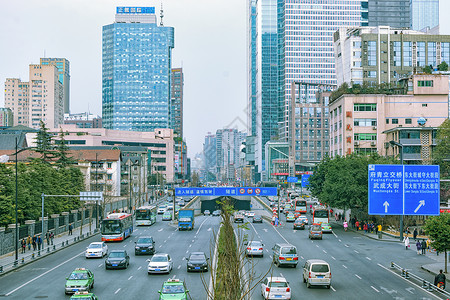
xmin=390 ymin=262 xmax=450 ymax=298
xmin=0 ymin=230 xmax=99 ymax=275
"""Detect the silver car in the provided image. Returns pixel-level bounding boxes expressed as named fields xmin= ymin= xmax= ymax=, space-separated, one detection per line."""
xmin=147 ymin=253 xmax=173 ymax=274
xmin=245 ymin=241 xmax=264 ymax=257
xmin=85 ymin=242 xmax=108 ymax=258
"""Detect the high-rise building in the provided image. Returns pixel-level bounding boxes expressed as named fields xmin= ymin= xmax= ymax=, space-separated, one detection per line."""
xmin=170 ymin=68 xmax=183 ymax=138
xmin=0 ymin=108 xmax=13 ymax=127
xmin=64 ymin=112 xmax=102 ymax=128
xmin=334 ymin=26 xmax=450 ymax=86
xmin=4 ymin=62 xmax=64 ymax=129
xmin=215 ymin=128 xmax=245 ymax=182
xmin=102 ymin=6 xmax=174 ymax=132
xmin=203 ymin=133 xmax=217 ymax=178
xmin=367 ymin=0 xmax=410 ymax=28
xmin=410 ymin=0 xmax=439 ymax=31
xmin=40 ymin=58 xmax=70 ymax=113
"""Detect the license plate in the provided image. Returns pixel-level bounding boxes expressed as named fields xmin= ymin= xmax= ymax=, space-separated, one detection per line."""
xmin=317 ymin=275 xmax=324 ymax=278
xmin=155 ymin=268 xmax=160 ymax=271
xmin=112 ymin=264 xmax=118 ymax=267
xmin=253 ymin=249 xmax=258 ymax=251
xmin=142 ymin=250 xmax=146 ymax=252
xmin=90 ymin=254 xmax=96 ymax=256
xmin=274 ymin=296 xmax=282 ymax=298
xmin=286 ymin=258 xmax=292 ymax=261
xmin=195 ymin=267 xmax=200 ymax=270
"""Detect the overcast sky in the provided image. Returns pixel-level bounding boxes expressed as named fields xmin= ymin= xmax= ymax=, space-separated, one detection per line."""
xmin=1 ymin=1 xmax=449 ymax=157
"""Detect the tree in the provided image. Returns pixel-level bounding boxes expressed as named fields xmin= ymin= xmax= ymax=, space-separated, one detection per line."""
xmin=34 ymin=120 xmax=55 ymax=164
xmin=438 ymin=61 xmax=448 ymax=71
xmin=54 ymin=129 xmax=76 ymax=168
xmin=423 ymin=65 xmax=433 ymax=74
xmin=424 ymin=214 xmax=450 ymax=273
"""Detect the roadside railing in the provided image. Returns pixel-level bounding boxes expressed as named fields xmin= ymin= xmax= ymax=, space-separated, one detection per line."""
xmin=390 ymin=262 xmax=450 ymax=298
xmin=0 ymin=230 xmax=99 ymax=275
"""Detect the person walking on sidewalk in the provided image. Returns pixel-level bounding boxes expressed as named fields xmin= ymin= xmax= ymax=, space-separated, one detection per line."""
xmin=343 ymin=221 xmax=348 ymax=231
xmin=355 ymin=220 xmax=360 ymax=231
xmin=421 ymin=239 xmax=427 ymax=255
xmin=32 ymin=235 xmax=37 ymax=251
xmin=413 ymin=228 xmax=418 ymax=240
xmin=416 ymin=240 xmax=422 ymax=255
xmin=69 ymin=224 xmax=73 ymax=235
xmin=21 ymin=238 xmax=26 ymax=253
xmin=434 ymin=270 xmax=446 ymax=289
xmin=26 ymin=235 xmax=31 ymax=251
xmin=37 ymin=235 xmax=42 ymax=251
xmin=50 ymin=231 xmax=54 ymax=245
xmin=404 ymin=236 xmax=410 ymax=250
xmin=45 ymin=230 xmax=50 ymax=246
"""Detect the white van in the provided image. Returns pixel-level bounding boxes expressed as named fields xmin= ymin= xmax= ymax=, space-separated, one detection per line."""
xmin=302 ymin=259 xmax=331 ymax=289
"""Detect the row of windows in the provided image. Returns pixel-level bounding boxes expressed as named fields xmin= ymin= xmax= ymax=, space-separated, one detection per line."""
xmin=386 ymin=118 xmax=412 ymax=125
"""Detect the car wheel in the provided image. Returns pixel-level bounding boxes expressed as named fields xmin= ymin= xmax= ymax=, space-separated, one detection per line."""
xmin=327 ymin=285 xmax=331 ymax=289
xmin=303 ymin=276 xmax=306 ymax=283
xmin=307 ymin=282 xmax=311 ymax=288
xmin=293 ymin=264 xmax=297 ymax=268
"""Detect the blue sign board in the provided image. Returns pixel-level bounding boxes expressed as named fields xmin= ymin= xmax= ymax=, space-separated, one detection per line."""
xmin=117 ymin=7 xmax=155 ymax=14
xmin=287 ymin=176 xmax=298 ymax=183
xmin=175 ymin=187 xmax=277 ymax=197
xmin=368 ymin=164 xmax=440 ymax=216
xmin=301 ymin=174 xmax=311 ymax=188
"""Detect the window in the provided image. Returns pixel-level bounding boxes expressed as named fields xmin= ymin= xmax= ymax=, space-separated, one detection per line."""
xmin=368 ymin=41 xmax=377 ymax=66
xmin=107 ymin=174 xmax=112 ymax=180
xmin=368 ymin=71 xmax=377 ymax=78
xmin=354 ymin=133 xmax=377 ymax=141
xmin=107 ymin=162 xmax=112 ymax=168
xmin=354 ymin=103 xmax=376 ymax=111
xmin=417 ymin=80 xmax=433 ymax=87
xmin=422 ymin=103 xmax=428 ymax=107
xmin=392 ymin=119 xmax=398 ymax=124
xmin=354 ymin=118 xmax=377 ymax=127
xmin=405 ymin=118 xmax=412 ymax=124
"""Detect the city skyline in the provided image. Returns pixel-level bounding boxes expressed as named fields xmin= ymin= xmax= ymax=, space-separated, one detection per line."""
xmin=1 ymin=1 xmax=449 ymax=156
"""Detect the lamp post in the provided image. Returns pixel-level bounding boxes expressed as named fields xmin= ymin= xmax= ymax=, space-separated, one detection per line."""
xmin=389 ymin=140 xmax=404 ymax=242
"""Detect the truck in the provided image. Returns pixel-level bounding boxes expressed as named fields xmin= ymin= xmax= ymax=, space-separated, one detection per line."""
xmin=178 ymin=209 xmax=195 ymax=230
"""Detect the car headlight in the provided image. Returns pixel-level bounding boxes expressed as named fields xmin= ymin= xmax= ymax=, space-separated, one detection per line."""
xmin=120 ymin=259 xmax=126 ymax=264
xmin=135 ymin=247 xmax=140 ymax=249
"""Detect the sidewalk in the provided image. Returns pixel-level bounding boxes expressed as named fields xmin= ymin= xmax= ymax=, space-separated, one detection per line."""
xmin=0 ymin=223 xmax=98 ymax=276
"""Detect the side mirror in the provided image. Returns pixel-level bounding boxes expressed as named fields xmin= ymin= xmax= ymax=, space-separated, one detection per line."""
xmin=186 ymin=290 xmax=189 ymax=293
xmin=206 ymin=257 xmax=210 ymax=260
xmin=134 ymin=241 xmax=137 ymax=244
xmin=158 ymin=290 xmax=161 ymax=294
xmin=146 ymin=259 xmax=150 ymax=262
xmin=65 ymin=277 xmax=68 ymax=280
xmin=185 ymin=258 xmax=189 ymax=261
xmin=262 ymin=244 xmax=264 ymax=246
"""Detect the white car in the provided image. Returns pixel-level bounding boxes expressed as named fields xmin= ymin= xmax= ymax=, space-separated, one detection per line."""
xmin=147 ymin=253 xmax=173 ymax=274
xmin=247 ymin=211 xmax=255 ymax=218
xmin=85 ymin=242 xmax=108 ymax=258
xmin=297 ymin=215 xmax=309 ymax=224
xmin=157 ymin=205 xmax=167 ymax=214
xmin=261 ymin=277 xmax=291 ymax=300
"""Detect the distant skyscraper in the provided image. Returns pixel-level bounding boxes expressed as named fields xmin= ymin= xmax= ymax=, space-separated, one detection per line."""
xmin=4 ymin=78 xmax=29 ymax=127
xmin=40 ymin=58 xmax=70 ymax=113
xmin=170 ymin=68 xmax=183 ymax=138
xmin=368 ymin=0 xmax=410 ymax=28
xmin=410 ymin=0 xmax=439 ymax=31
xmin=102 ymin=7 xmax=174 ymax=132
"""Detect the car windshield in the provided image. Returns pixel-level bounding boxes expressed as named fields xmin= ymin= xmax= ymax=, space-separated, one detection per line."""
xmin=101 ymin=220 xmax=121 ymax=234
xmin=138 ymin=238 xmax=152 ymax=243
xmin=281 ymin=247 xmax=296 ymax=254
xmin=311 ymin=225 xmax=322 ymax=231
xmin=311 ymin=264 xmax=329 ymax=272
xmin=162 ymin=284 xmax=185 ymax=294
xmin=322 ymin=223 xmax=330 ymax=227
xmin=249 ymin=241 xmax=262 ymax=247
xmin=152 ymin=256 xmax=168 ymax=262
xmin=108 ymin=252 xmax=125 ymax=258
xmin=190 ymin=254 xmax=205 ymax=260
xmin=269 ymin=281 xmax=288 ymax=287
xmin=89 ymin=244 xmax=101 ymax=248
xmin=73 ymin=297 xmax=92 ymax=300
xmin=68 ymin=272 xmax=88 ymax=280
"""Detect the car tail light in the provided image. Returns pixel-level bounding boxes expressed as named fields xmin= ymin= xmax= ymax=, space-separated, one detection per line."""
xmin=247 ymin=247 xmax=251 ymax=250
xmin=265 ymin=287 xmax=270 ymax=292
xmin=309 ymin=271 xmax=311 ymax=278
xmin=293 ymin=257 xmax=298 ymax=260
xmin=279 ymin=257 xmax=285 ymax=260
xmin=286 ymin=287 xmax=290 ymax=292
xmin=326 ymin=273 xmax=331 ymax=278
xmin=259 ymin=248 xmax=263 ymax=250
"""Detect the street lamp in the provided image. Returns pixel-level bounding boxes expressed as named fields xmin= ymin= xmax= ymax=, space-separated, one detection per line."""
xmin=389 ymin=140 xmax=404 ymax=242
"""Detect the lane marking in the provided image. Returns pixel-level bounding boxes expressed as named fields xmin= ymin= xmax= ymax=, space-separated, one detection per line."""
xmin=128 ymin=276 xmax=133 ymax=280
xmin=195 ymin=217 xmax=210 ymax=235
xmin=177 ymin=265 xmax=181 ymax=269
xmin=406 ymin=287 xmax=415 ymax=294
xmin=331 ymin=256 xmax=336 ymax=260
xmin=138 ymin=266 xmax=142 ymax=270
xmin=172 ymin=275 xmax=176 ymax=279
xmin=270 ymin=225 xmax=289 ymax=244
xmin=182 ymin=257 xmax=186 ymax=261
xmin=332 ymin=232 xmax=338 ymax=238
xmin=189 ymin=244 xmax=192 ymax=248
xmin=115 ymin=288 xmax=121 ymax=294
xmin=164 ymin=240 xmax=167 ymax=243
xmin=331 ymin=286 xmax=336 ymax=292
xmin=158 ymin=228 xmax=163 ymax=232
xmin=345 ymin=244 xmax=349 ymax=248
xmin=371 ymin=286 xmax=380 ymax=293
xmin=323 ymin=250 xmax=327 ymax=254
xmin=354 ymin=250 xmax=359 ymax=253
xmin=366 ymin=257 xmax=372 ymax=261
xmin=279 ymin=272 xmax=284 ymax=278
xmin=342 ymin=265 xmax=347 ymax=269
xmin=355 ymin=274 xmax=362 ymax=280
xmin=192 ymin=240 xmax=195 ymax=243
xmin=338 ymin=239 xmax=342 ymax=242
xmin=98 ymin=264 xmax=102 ymax=268
xmin=123 ymin=244 xmax=127 ymax=248
xmin=377 ymin=263 xmax=441 ymax=300
xmin=5 ymin=251 xmax=84 ymax=296
xmin=300 ymin=256 xmax=304 ymax=260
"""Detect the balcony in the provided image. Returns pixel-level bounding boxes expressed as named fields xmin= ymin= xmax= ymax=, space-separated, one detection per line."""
xmin=399 ymin=138 xmax=421 ymax=146
xmin=403 ymin=153 xmax=421 ymax=160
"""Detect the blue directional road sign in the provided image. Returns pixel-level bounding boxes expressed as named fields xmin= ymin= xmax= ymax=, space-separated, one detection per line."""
xmin=175 ymin=187 xmax=278 ymax=197
xmin=368 ymin=164 xmax=440 ymax=216
xmin=301 ymin=174 xmax=311 ymax=188
xmin=287 ymin=176 xmax=298 ymax=183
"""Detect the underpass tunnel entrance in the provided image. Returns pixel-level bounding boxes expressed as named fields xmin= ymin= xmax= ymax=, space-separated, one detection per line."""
xmin=200 ymin=196 xmax=251 ymax=213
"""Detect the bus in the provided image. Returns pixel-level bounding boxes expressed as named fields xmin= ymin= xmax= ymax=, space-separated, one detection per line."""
xmin=101 ymin=213 xmax=133 ymax=242
xmin=312 ymin=207 xmax=329 ymax=224
xmin=135 ymin=205 xmax=157 ymax=226
xmin=294 ymin=199 xmax=307 ymax=217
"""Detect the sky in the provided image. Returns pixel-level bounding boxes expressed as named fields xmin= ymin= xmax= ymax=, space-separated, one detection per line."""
xmin=0 ymin=1 xmax=449 ymax=157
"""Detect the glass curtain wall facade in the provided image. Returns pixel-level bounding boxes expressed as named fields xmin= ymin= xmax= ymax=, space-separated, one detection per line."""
xmin=102 ymin=7 xmax=174 ymax=132
xmin=410 ymin=0 xmax=439 ymax=31
xmin=367 ymin=0 xmax=410 ymax=28
xmin=248 ymin=0 xmax=258 ymax=137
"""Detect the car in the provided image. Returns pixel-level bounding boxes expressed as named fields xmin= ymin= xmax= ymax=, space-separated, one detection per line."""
xmin=302 ymin=259 xmax=331 ymax=289
xmin=186 ymin=252 xmax=209 ymax=272
xmin=135 ymin=236 xmax=155 ymax=255
xmin=321 ymin=223 xmax=332 ymax=233
xmin=212 ymin=210 xmax=221 ymax=216
xmin=247 ymin=211 xmax=255 ymax=218
xmin=309 ymin=224 xmax=323 ymax=240
xmin=70 ymin=292 xmax=98 ymax=300
xmin=148 ymin=253 xmax=173 ymax=274
xmin=105 ymin=250 xmax=130 ymax=269
xmin=157 ymin=205 xmax=167 ymax=214
xmin=272 ymin=243 xmax=298 ymax=267
xmin=293 ymin=218 xmax=306 ymax=230
xmin=64 ymin=268 xmax=94 ymax=295
xmin=269 ymin=201 xmax=275 ymax=207
xmin=286 ymin=213 xmax=296 ymax=222
xmin=261 ymin=277 xmax=291 ymax=300
xmin=162 ymin=211 xmax=172 ymax=221
xmin=203 ymin=210 xmax=211 ymax=216
xmin=245 ymin=241 xmax=264 ymax=257
xmin=297 ymin=215 xmax=309 ymax=224
xmin=252 ymin=215 xmax=263 ymax=223
xmin=234 ymin=212 xmax=244 ymax=223
xmin=85 ymin=242 xmax=108 ymax=258
xmin=158 ymin=279 xmax=190 ymax=300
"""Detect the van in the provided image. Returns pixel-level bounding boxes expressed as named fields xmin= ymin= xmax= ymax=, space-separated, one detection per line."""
xmin=272 ymin=243 xmax=298 ymax=267
xmin=302 ymin=259 xmax=331 ymax=289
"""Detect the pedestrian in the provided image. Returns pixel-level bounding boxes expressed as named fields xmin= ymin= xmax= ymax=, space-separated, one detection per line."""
xmin=416 ymin=240 xmax=422 ymax=254
xmin=37 ymin=235 xmax=42 ymax=251
xmin=404 ymin=236 xmax=410 ymax=250
xmin=32 ymin=235 xmax=37 ymax=251
xmin=343 ymin=221 xmax=348 ymax=231
xmin=377 ymin=224 xmax=382 ymax=234
xmin=426 ymin=239 xmax=431 ymax=252
xmin=69 ymin=223 xmax=73 ymax=235
xmin=421 ymin=239 xmax=427 ymax=255
xmin=363 ymin=223 xmax=368 ymax=233
xmin=50 ymin=231 xmax=54 ymax=245
xmin=413 ymin=228 xmax=418 ymax=240
xmin=355 ymin=220 xmax=360 ymax=231
xmin=45 ymin=230 xmax=50 ymax=246
xmin=26 ymin=235 xmax=32 ymax=251
xmin=21 ymin=238 xmax=26 ymax=253
xmin=375 ymin=223 xmax=379 ymax=235
xmin=434 ymin=270 xmax=446 ymax=289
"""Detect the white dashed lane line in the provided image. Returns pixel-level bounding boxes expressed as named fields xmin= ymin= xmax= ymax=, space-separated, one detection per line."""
xmin=138 ymin=266 xmax=142 ymax=270
xmin=330 ymin=286 xmax=336 ymax=292
xmin=331 ymin=256 xmax=336 ymax=260
xmin=128 ymin=276 xmax=133 ymax=280
xmin=371 ymin=286 xmax=380 ymax=292
xmin=98 ymin=264 xmax=102 ymax=268
xmin=354 ymin=250 xmax=359 ymax=253
xmin=115 ymin=288 xmax=121 ymax=294
xmin=323 ymin=250 xmax=327 ymax=254
xmin=355 ymin=274 xmax=362 ymax=280
xmin=366 ymin=257 xmax=372 ymax=261
xmin=343 ymin=265 xmax=347 ymax=269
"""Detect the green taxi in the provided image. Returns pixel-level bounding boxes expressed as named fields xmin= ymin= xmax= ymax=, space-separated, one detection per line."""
xmin=321 ymin=223 xmax=332 ymax=233
xmin=65 ymin=268 xmax=94 ymax=295
xmin=70 ymin=291 xmax=98 ymax=300
xmin=158 ymin=279 xmax=189 ymax=300
xmin=286 ymin=213 xmax=296 ymax=222
xmin=162 ymin=211 xmax=172 ymax=221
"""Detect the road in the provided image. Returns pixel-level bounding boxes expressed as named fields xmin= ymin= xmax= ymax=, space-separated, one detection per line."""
xmin=0 ymin=214 xmax=221 ymax=300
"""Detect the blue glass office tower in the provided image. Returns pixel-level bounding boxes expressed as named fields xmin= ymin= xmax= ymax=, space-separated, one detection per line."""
xmin=411 ymin=0 xmax=439 ymax=31
xmin=102 ymin=7 xmax=174 ymax=132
